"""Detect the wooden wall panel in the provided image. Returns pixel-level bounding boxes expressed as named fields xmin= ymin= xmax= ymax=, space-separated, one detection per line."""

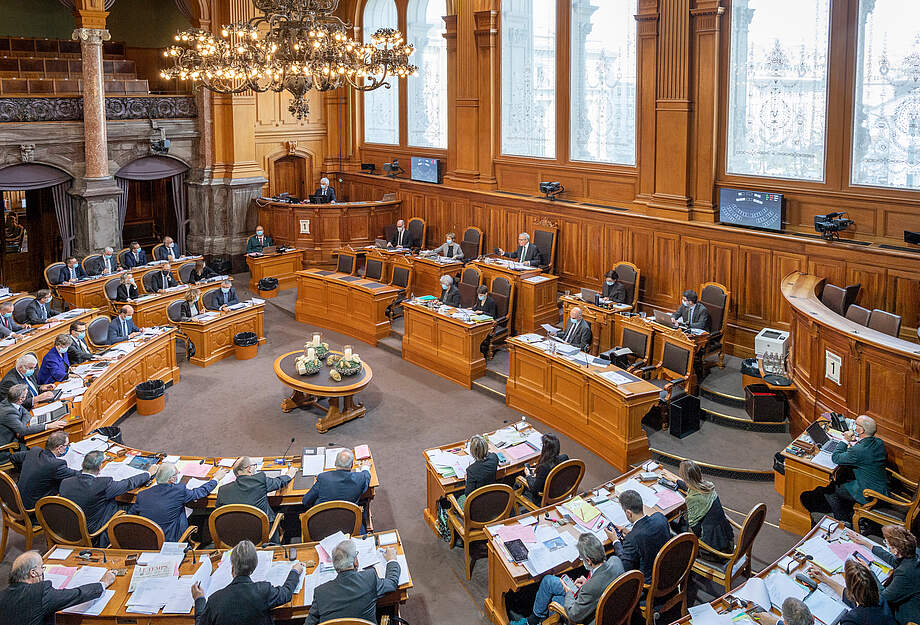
xmin=737 ymin=247 xmax=771 ymax=327
xmin=847 ymin=264 xmax=886 ymax=311
xmin=680 ymin=237 xmax=710 ymax=298
xmin=772 ymin=252 xmax=806 ymax=327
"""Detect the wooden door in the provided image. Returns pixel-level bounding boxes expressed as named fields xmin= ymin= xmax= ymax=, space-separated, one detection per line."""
xmin=272 ymin=155 xmax=307 ymax=199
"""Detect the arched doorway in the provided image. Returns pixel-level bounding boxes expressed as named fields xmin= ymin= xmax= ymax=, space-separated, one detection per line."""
xmin=272 ymin=155 xmax=309 ymax=200
xmin=0 ymin=163 xmax=74 ymax=291
xmin=115 ymin=156 xmax=189 ymax=254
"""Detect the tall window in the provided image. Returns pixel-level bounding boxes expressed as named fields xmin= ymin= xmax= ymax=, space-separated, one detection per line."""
xmin=726 ymin=0 xmax=831 ymax=181
xmin=570 ymin=0 xmax=637 ymax=165
xmin=501 ymin=0 xmax=556 ymax=158
xmin=407 ymin=0 xmax=447 ymax=149
xmin=852 ymin=0 xmax=920 ymax=190
xmin=363 ymin=0 xmax=399 ymax=145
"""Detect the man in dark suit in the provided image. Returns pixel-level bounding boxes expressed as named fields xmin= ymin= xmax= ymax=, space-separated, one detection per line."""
xmin=150 ymin=262 xmax=178 ymax=293
xmin=155 ymin=236 xmax=181 ymax=260
xmin=439 ymin=275 xmax=461 ymax=307
xmin=216 ymin=456 xmax=293 ymax=525
xmin=58 ymin=257 xmax=87 ymax=285
xmin=129 ymin=462 xmax=225 ymax=542
xmin=0 ymin=354 xmax=54 ymax=409
xmin=602 ymin=270 xmax=628 ymax=304
xmin=612 ymin=489 xmax=671 ymax=583
xmin=0 ymin=301 xmax=27 ymax=337
xmin=123 ymin=242 xmax=148 ymax=268
xmin=67 ymin=321 xmax=94 ymax=364
xmin=11 ymin=430 xmax=77 ymax=509
xmin=92 ymin=247 xmax=119 ymax=275
xmin=302 ymin=449 xmax=370 ymax=509
xmin=0 ymin=385 xmax=66 ymax=464
xmin=670 ymin=289 xmax=711 ymax=331
xmin=473 ymin=285 xmax=498 ymax=318
xmin=305 ymin=538 xmax=401 ymax=625
xmin=314 ymin=177 xmax=337 ymax=203
xmin=211 ymin=280 xmax=239 ymax=309
xmin=558 ymin=307 xmax=593 ymax=352
xmin=192 ymin=540 xmax=303 ymax=625
xmin=0 ymin=550 xmax=115 ymax=625
xmin=106 ymin=305 xmax=142 ymax=344
xmin=388 ymin=219 xmax=414 ymax=248
xmin=37 ymin=334 xmax=71 ymax=385
xmin=246 ymin=226 xmax=273 ymax=253
xmin=24 ymin=290 xmax=59 ymax=325
xmin=497 ymin=232 xmax=543 ymax=267
xmin=59 ymin=450 xmax=155 ymax=542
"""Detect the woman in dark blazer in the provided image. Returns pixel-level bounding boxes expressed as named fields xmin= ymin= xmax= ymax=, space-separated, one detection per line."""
xmin=189 ymin=260 xmax=217 ymax=284
xmin=523 ymin=433 xmax=568 ymax=503
xmin=851 ymin=525 xmax=920 ymax=625
xmin=179 ymin=288 xmax=202 ymax=320
xmin=462 ymin=434 xmax=499 ymax=503
xmin=115 ymin=272 xmax=138 ymax=301
xmin=676 ymin=460 xmax=734 ymax=557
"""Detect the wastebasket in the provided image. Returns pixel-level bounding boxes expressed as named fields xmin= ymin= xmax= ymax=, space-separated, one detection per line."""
xmin=234 ymin=331 xmax=259 ymax=360
xmin=744 ymin=383 xmax=786 ymax=422
xmin=257 ymin=277 xmax=279 ymax=299
xmin=135 ymin=380 xmax=166 ymax=416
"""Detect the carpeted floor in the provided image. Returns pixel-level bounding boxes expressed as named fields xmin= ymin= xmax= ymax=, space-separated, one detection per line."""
xmin=0 ymin=277 xmax=803 ymax=623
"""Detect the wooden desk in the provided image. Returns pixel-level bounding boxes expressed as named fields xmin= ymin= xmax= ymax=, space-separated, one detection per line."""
xmin=401 ymin=301 xmax=495 ymax=388
xmin=560 ymin=294 xmax=632 ymax=354
xmin=23 ymin=414 xmax=85 ymax=448
xmin=410 ymin=256 xmax=463 ymax=297
xmin=178 ymin=303 xmax=266 ymax=367
xmin=505 ymin=337 xmax=661 ymax=472
xmin=422 ymin=419 xmax=541 ymax=536
xmin=45 ymin=530 xmax=410 ymax=623
xmin=126 ymin=288 xmax=189 ymax=328
xmin=613 ymin=314 xmax=708 ymax=392
xmin=517 ymin=274 xmax=560 ymax=334
xmin=295 ymin=269 xmax=400 ymax=346
xmin=471 ymin=259 xmax=543 ymax=334
xmin=484 ymin=465 xmax=684 ymax=625
xmin=57 ymin=258 xmax=202 ymax=310
xmin=0 ymin=308 xmax=98 ymax=376
xmin=245 ymin=248 xmax=306 ymax=291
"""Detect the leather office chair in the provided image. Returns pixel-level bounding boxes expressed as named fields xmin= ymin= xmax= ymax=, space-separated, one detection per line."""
xmin=548 ymin=570 xmax=644 ymax=625
xmin=821 ymin=283 xmax=860 ymax=316
xmin=513 ymin=458 xmax=585 ymax=512
xmin=640 ymin=337 xmax=695 ymax=429
xmin=35 ymin=495 xmax=124 ymax=547
xmin=639 ymin=532 xmax=698 ymax=625
xmin=299 ymin=500 xmax=362 ymax=542
xmin=458 ymin=267 xmax=482 ymax=308
xmin=108 ymin=514 xmax=198 ymax=550
xmin=383 ymin=224 xmax=397 ymax=244
xmin=407 ymin=217 xmax=426 ymax=249
xmin=203 ymin=289 xmax=224 ymax=311
xmin=614 ymin=262 xmax=640 ymax=310
xmin=461 ymin=226 xmax=483 ymax=260
xmin=177 ymin=261 xmax=196 ymax=284
xmin=387 ymin=261 xmax=413 ymax=320
xmin=364 ymin=257 xmax=384 ymax=281
xmin=699 ymin=281 xmax=730 ymax=368
xmin=845 ymin=304 xmax=871 ymax=326
xmin=0 ymin=470 xmax=44 ymax=560
xmin=446 ymin=483 xmax=515 ymax=579
xmin=81 ymin=253 xmax=102 ymax=276
xmin=103 ymin=277 xmax=122 ymax=314
xmin=141 ymin=270 xmax=162 ymax=294
xmin=487 ymin=276 xmax=514 ymax=359
xmin=209 ymin=503 xmax=284 ymax=548
xmin=86 ymin=315 xmax=111 ymax=348
xmin=117 ymin=247 xmax=131 ymax=268
xmin=532 ymin=222 xmax=558 ymax=273
xmin=853 ymin=467 xmax=920 ymax=537
xmin=44 ymin=261 xmax=66 ymax=291
xmin=868 ymin=309 xmax=901 ymax=337
xmin=691 ymin=503 xmax=765 ymax=593
xmin=602 ymin=326 xmax=652 ymax=371
xmin=151 ymin=243 xmax=165 ymax=261
xmin=167 ymin=300 xmax=185 ymax=323
xmin=13 ymin=297 xmax=34 ymax=325
xmin=336 ymin=249 xmax=357 ymax=275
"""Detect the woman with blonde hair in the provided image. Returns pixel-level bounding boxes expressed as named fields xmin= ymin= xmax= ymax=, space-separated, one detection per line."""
xmin=179 ymin=288 xmax=202 ymax=320
xmin=677 ymin=460 xmax=734 ymax=556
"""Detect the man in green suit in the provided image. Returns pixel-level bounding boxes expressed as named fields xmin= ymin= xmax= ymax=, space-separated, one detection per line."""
xmin=801 ymin=415 xmax=888 ymax=525
xmin=246 ymin=226 xmax=273 ymax=253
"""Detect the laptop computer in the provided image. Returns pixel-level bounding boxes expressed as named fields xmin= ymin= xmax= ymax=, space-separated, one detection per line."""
xmin=374 ymin=238 xmax=389 ymax=248
xmin=260 ymin=246 xmax=277 ymax=255
xmin=806 ymin=421 xmax=840 ymax=453
xmin=29 ymin=401 xmax=70 ymax=427
xmin=653 ymin=309 xmax=679 ymax=328
xmin=580 ymin=288 xmax=598 ymax=304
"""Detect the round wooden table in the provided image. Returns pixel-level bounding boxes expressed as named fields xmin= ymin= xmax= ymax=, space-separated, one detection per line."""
xmin=273 ymin=350 xmax=374 ymax=432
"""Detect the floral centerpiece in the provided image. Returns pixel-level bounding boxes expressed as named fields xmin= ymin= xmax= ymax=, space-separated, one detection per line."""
xmin=305 ymin=333 xmax=329 ymax=359
xmin=334 ymin=345 xmax=362 ymax=376
xmin=294 ymin=346 xmax=322 ymax=375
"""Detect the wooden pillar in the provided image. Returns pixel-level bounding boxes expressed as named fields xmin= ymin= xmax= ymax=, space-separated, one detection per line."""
xmin=689 ymin=1 xmax=724 ymax=222
xmin=635 ymin=0 xmax=660 ymax=207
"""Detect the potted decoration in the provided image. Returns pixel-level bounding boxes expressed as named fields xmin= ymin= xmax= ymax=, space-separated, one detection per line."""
xmin=295 ymin=346 xmax=322 ymax=375
xmin=334 ymin=345 xmax=362 ymax=376
xmin=305 ymin=333 xmax=329 ymax=359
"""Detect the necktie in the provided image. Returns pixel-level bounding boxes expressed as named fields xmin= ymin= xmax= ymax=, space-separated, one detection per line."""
xmin=520 ymin=245 xmax=527 ymax=263
xmin=122 ymin=319 xmax=127 ymax=336
xmin=24 ymin=374 xmax=37 ymax=395
xmin=689 ymin=305 xmax=695 ymax=324
xmin=134 ymin=252 xmax=139 ymax=262
xmin=163 ymin=274 xmax=168 ymax=289
xmin=398 ymin=231 xmax=403 ymax=246
xmin=565 ymin=320 xmax=577 ymax=343
xmin=2 ymin=316 xmax=8 ymax=329
xmin=41 ymin=303 xmax=46 ymax=319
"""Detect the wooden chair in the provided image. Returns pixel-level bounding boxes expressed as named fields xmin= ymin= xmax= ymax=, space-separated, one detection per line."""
xmin=12 ymin=296 xmax=33 ymax=325
xmin=446 ymin=483 xmax=515 ymax=579
xmin=44 ymin=261 xmax=66 ymax=292
xmin=81 ymin=253 xmax=102 ymax=276
xmin=0 ymin=442 xmax=17 ymax=473
xmin=845 ymin=304 xmax=871 ymax=326
xmin=387 ymin=259 xmax=413 ymax=320
xmin=487 ymin=276 xmax=514 ymax=359
xmin=532 ymin=218 xmax=559 ymax=274
xmin=614 ymin=261 xmax=640 ymax=310
xmin=461 ymin=226 xmax=483 ymax=260
xmin=299 ymin=500 xmax=362 ymax=542
xmin=407 ymin=217 xmax=426 ymax=249
xmin=868 ymin=309 xmax=902 ymax=337
xmin=698 ymin=281 xmax=731 ymax=368
xmin=639 ymin=335 xmax=696 ymax=429
xmin=336 ymin=248 xmax=358 ymax=275
xmin=0 ymin=470 xmax=44 ymax=561
xmin=639 ymin=532 xmax=698 ymax=625
xmin=458 ymin=266 xmax=483 ymax=309
xmin=548 ymin=570 xmax=644 ymax=625
xmin=35 ymin=495 xmax=124 ymax=547
xmin=177 ymin=261 xmax=196 ymax=284
xmin=209 ymin=504 xmax=284 ymax=548
xmin=108 ymin=514 xmax=198 ymax=549
xmin=853 ymin=468 xmax=920 ymax=536
xmin=691 ymin=503 xmax=765 ymax=593
xmin=514 ymin=459 xmax=585 ymax=512
xmin=86 ymin=315 xmax=111 ymax=349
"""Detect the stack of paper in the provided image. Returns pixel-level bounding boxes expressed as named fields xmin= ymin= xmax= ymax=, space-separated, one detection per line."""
xmin=595 ymin=499 xmax=629 ymax=527
xmin=98 ymin=461 xmax=148 ymax=481
xmin=177 ymin=460 xmax=212 ymax=478
xmin=372 ymin=554 xmax=410 ymax=586
xmin=65 ymin=566 xmax=108 ymax=589
xmin=796 ymin=536 xmax=845 ymax=573
xmin=302 ymin=449 xmax=326 ymax=476
xmin=615 ymin=479 xmax=659 ymax=508
xmin=355 ymin=536 xmax=384 ymax=570
xmin=45 ymin=566 xmax=78 ymax=589
xmin=127 ymin=577 xmax=176 ymax=613
xmin=325 ymin=448 xmax=346 ymax=470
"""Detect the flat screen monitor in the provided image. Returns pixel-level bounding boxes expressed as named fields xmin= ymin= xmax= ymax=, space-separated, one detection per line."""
xmin=410 ymin=157 xmax=442 ymax=184
xmin=719 ymin=188 xmax=783 ymax=232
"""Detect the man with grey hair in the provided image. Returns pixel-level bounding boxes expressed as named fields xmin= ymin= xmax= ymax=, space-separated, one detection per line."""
xmin=801 ymin=414 xmax=889 ymax=525
xmin=302 ymin=449 xmax=371 ymax=524
xmin=315 ymin=176 xmax=336 ymax=203
xmin=217 ymin=456 xmax=294 ymax=533
xmin=129 ymin=462 xmax=226 ymax=542
xmin=97 ymin=246 xmax=119 ymax=275
xmin=192 ymin=540 xmax=303 ymax=625
xmin=497 ymin=232 xmax=543 ymax=267
xmin=0 ymin=300 xmax=29 ymax=338
xmin=754 ymin=597 xmax=814 ymax=625
xmin=0 ymin=550 xmax=115 ymax=625
xmin=24 ymin=289 xmax=59 ymax=325
xmin=305 ymin=538 xmax=400 ymax=625
xmin=11 ymin=430 xmax=77 ymax=509
xmin=0 ymin=353 xmax=54 ymax=408
xmin=59 ymin=449 xmax=156 ymax=543
xmin=510 ymin=533 xmax=624 ymax=625
xmin=0 ymin=384 xmax=66 ymax=464
xmin=439 ymin=274 xmax=461 ymax=306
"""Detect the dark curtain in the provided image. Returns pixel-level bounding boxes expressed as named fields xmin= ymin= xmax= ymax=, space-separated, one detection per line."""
xmin=49 ymin=183 xmax=75 ymax=259
xmin=115 ymin=176 xmax=129 ymax=232
xmin=169 ymin=173 xmax=188 ymax=253
xmin=0 ymin=164 xmax=74 ymax=259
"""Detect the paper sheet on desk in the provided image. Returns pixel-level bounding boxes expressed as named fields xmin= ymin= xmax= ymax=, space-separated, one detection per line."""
xmin=599 ymin=371 xmax=635 ymax=386
xmin=98 ymin=461 xmax=148 ymax=481
xmin=797 ymin=536 xmax=844 ymax=573
xmin=177 ymin=460 xmax=212 ymax=478
xmin=70 ymin=435 xmax=109 ymax=455
xmin=303 ymin=567 xmax=337 ymax=605
xmin=65 ymin=565 xmax=107 ymax=589
xmin=805 ymin=588 xmax=849 ymax=625
xmin=615 ymin=478 xmax=658 ymax=508
xmin=325 ymin=448 xmax=346 ymax=470
xmin=764 ymin=570 xmax=808 ymax=608
xmin=656 ymin=488 xmax=685 ymax=510
xmin=318 ymin=531 xmax=349 ymax=562
xmin=372 ymin=554 xmax=410 ymax=586
xmin=504 ymin=443 xmax=534 ymax=461
xmin=812 ymin=451 xmax=838 ymax=470
xmin=688 ymin=603 xmax=732 ymax=625
xmin=302 ymin=449 xmax=326 ymax=476
xmin=596 ymin=499 xmax=629 ymax=526
xmin=62 ymin=589 xmax=115 ymax=615
xmin=161 ymin=577 xmax=197 ymax=614
xmin=355 ymin=536 xmax=384 ymax=569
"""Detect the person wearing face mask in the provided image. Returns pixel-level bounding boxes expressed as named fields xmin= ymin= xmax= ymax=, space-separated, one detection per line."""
xmin=93 ymin=246 xmax=119 ymax=275
xmin=601 ymin=270 xmax=627 ymax=304
xmin=0 ymin=354 xmax=54 ymax=409
xmin=0 ymin=385 xmax=66 ymax=465
xmin=123 ymin=241 xmax=147 ymax=268
xmin=497 ymin=232 xmax=543 ymax=267
xmin=314 ymin=176 xmax=337 ymax=203
xmin=210 ymin=279 xmax=239 ymax=310
xmin=150 ymin=262 xmax=178 ymax=293
xmin=246 ymin=225 xmax=274 ymax=253
xmin=439 ymin=275 xmax=461 ymax=306
xmin=115 ymin=271 xmax=138 ymax=301
xmin=557 ymin=306 xmax=593 ymax=352
xmin=388 ymin=219 xmax=414 ymax=248
xmin=0 ymin=550 xmax=116 ymax=625
xmin=37 ymin=334 xmax=72 ymax=385
xmin=670 ymin=289 xmax=711 ymax=331
xmin=188 ymin=259 xmax=217 ymax=284
xmin=24 ymin=289 xmax=59 ymax=325
xmin=0 ymin=301 xmax=28 ymax=338
xmin=57 ymin=256 xmax=87 ymax=285
xmin=429 ymin=231 xmax=464 ymax=260
xmin=155 ymin=236 xmax=180 ymax=261
xmin=67 ymin=321 xmax=93 ymax=364
xmin=849 ymin=525 xmax=920 ymax=625
xmin=180 ymin=288 xmax=202 ymax=320
xmin=11 ymin=431 xmax=78 ymax=510
xmin=472 ymin=285 xmax=497 ymax=317
xmin=106 ymin=305 xmax=142 ymax=344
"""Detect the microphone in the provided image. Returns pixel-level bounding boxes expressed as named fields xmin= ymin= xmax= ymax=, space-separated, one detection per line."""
xmin=277 ymin=437 xmax=295 ymax=465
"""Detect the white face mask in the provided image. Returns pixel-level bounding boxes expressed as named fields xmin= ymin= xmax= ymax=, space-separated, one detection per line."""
xmin=442 ymin=284 xmax=449 ymax=290
xmin=446 ymin=238 xmax=453 ymax=244
xmin=57 ymin=346 xmax=68 ymax=355
xmin=606 ymin=279 xmax=615 ymax=286
xmin=256 ymin=231 xmax=263 ymax=236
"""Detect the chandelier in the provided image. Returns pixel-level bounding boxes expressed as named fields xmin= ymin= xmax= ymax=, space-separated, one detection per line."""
xmin=160 ymin=0 xmax=417 ymax=119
